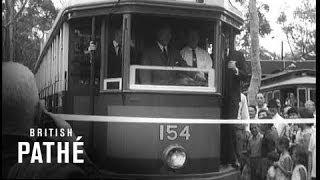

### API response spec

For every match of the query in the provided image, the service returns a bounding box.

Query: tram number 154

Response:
[159,125,190,141]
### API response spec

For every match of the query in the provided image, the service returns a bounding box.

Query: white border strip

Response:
[58,114,316,124]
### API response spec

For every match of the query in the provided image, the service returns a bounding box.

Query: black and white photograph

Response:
[2,0,316,179]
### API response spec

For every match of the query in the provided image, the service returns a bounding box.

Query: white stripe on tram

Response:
[57,114,316,124]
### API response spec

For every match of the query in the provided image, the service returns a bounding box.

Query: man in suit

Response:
[107,28,122,78]
[220,50,249,167]
[140,25,188,85]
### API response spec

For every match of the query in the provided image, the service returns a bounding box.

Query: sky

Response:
[51,0,314,56]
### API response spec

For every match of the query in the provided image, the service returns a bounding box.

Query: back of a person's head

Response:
[278,136,290,150]
[2,62,39,136]
[287,107,298,116]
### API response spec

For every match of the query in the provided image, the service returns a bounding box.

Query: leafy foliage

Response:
[234,0,272,57]
[276,0,316,60]
[2,0,58,69]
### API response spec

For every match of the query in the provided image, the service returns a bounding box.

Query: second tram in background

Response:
[258,69,316,109]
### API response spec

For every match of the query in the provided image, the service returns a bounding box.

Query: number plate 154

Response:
[159,125,190,141]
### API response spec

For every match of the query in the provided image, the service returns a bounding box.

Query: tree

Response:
[276,0,316,60]
[246,0,261,105]
[2,0,29,61]
[235,1,272,59]
[2,0,58,69]
[235,0,266,105]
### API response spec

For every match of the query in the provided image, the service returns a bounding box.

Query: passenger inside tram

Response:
[180,28,214,83]
[107,28,122,78]
[139,24,189,85]
[131,16,215,87]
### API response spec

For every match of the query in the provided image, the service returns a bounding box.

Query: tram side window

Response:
[69,17,101,92]
[298,88,306,108]
[130,15,216,91]
[309,89,316,103]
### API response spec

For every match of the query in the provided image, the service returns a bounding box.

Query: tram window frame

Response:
[267,91,272,102]
[69,16,102,94]
[308,88,316,102]
[99,14,125,92]
[126,14,220,93]
[297,88,307,108]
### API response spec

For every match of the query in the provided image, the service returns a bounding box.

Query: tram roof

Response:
[66,0,243,18]
[34,0,243,72]
[261,69,316,81]
[259,69,316,91]
[245,60,316,75]
[260,76,316,90]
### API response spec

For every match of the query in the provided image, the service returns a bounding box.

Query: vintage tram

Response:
[258,69,316,109]
[34,0,244,179]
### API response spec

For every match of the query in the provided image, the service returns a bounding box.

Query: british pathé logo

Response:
[18,128,84,163]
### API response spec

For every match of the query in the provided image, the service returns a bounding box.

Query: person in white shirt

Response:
[308,127,316,180]
[180,29,213,81]
[238,93,250,131]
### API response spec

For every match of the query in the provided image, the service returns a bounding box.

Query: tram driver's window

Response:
[130,15,216,92]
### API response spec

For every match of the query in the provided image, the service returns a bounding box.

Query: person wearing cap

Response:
[2,62,101,178]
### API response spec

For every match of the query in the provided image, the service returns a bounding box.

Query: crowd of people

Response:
[237,93,316,180]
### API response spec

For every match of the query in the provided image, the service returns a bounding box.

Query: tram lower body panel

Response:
[68,94,239,179]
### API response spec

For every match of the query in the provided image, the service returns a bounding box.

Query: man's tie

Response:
[192,49,197,68]
[162,47,168,62]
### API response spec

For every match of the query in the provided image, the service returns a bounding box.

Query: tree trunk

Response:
[247,0,261,106]
[8,0,15,61]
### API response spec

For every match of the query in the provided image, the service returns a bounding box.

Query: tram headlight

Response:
[163,144,187,169]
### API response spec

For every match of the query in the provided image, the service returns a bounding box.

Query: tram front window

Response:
[130,15,217,92]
